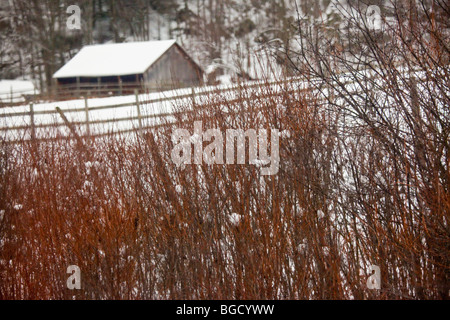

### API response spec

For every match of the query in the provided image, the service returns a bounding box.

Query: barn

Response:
[53,40,203,98]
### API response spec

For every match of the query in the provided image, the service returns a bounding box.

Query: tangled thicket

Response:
[0,0,449,299]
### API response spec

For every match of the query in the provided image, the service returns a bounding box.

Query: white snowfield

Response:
[53,40,177,78]
[0,80,37,104]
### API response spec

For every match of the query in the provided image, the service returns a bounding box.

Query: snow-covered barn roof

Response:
[53,40,177,78]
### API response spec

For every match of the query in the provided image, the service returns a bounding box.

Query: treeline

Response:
[2,0,395,95]
[0,0,308,94]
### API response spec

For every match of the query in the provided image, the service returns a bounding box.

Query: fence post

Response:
[191,87,196,107]
[56,107,86,151]
[76,77,80,98]
[84,95,90,139]
[10,86,13,104]
[30,103,35,141]
[135,89,143,135]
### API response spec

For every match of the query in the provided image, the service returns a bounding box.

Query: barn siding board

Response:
[144,45,202,91]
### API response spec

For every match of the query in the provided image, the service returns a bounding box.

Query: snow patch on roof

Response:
[53,40,177,78]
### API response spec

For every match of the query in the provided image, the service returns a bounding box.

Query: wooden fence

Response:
[53,81,185,100]
[0,82,190,106]
[0,78,308,143]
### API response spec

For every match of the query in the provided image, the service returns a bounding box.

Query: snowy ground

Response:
[0,80,38,104]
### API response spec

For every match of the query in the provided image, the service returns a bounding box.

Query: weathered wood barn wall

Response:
[144,44,203,89]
